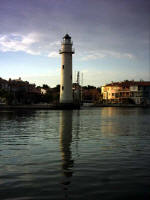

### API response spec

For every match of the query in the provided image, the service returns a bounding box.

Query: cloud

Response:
[0,32,134,60]
[0,0,149,87]
[81,50,134,61]
[0,33,41,55]
[102,50,134,59]
[0,32,63,57]
[48,51,59,58]
[81,52,105,61]
[0,0,149,57]
[49,41,61,46]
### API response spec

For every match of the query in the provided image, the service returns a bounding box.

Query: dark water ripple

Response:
[0,108,150,200]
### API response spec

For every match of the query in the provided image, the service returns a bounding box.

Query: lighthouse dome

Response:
[63,34,71,39]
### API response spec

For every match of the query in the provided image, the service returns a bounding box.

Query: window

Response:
[62,86,64,90]
[115,93,119,98]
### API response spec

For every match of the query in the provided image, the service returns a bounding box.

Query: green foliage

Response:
[42,84,50,89]
[42,91,53,103]
[97,87,101,92]
[82,85,96,90]
[0,89,9,98]
[53,85,60,92]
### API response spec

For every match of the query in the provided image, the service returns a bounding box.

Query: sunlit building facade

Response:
[101,81,150,105]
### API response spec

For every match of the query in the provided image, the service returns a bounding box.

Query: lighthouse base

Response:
[60,100,73,104]
[58,103,80,109]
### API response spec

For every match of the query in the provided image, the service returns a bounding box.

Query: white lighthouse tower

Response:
[59,34,74,104]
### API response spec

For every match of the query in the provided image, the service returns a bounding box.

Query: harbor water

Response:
[0,107,150,200]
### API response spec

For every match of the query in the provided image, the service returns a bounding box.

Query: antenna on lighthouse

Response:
[74,70,76,83]
[77,71,80,85]
[81,72,83,86]
[81,72,83,102]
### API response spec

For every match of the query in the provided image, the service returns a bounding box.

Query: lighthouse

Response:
[59,34,74,104]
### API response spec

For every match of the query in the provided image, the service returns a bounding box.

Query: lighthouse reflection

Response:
[59,110,74,191]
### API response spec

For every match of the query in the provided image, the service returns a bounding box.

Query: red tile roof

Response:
[105,81,150,87]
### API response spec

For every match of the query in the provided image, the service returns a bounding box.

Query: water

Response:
[0,107,150,200]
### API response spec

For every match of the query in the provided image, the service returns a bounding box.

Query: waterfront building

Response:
[59,34,74,104]
[0,77,42,104]
[0,78,9,91]
[0,78,9,104]
[40,88,47,95]
[101,81,150,104]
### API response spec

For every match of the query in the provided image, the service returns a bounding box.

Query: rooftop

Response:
[105,81,150,87]
[63,34,71,39]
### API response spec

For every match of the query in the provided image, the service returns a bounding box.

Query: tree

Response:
[42,84,50,90]
[53,85,60,92]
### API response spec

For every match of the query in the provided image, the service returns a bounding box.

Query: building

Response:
[101,81,150,104]
[40,88,47,95]
[0,78,9,91]
[59,34,75,104]
[0,78,9,104]
[0,77,42,104]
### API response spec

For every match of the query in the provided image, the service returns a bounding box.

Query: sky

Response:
[0,0,150,87]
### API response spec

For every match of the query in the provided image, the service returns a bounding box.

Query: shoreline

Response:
[91,103,150,108]
[0,104,80,110]
[0,103,150,110]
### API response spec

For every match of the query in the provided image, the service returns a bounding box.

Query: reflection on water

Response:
[0,108,150,200]
[59,111,73,197]
[100,107,150,137]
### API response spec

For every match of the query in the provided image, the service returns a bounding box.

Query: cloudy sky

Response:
[0,0,150,86]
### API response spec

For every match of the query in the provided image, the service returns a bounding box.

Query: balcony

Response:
[59,48,75,54]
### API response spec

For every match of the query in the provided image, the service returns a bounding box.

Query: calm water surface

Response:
[0,107,150,200]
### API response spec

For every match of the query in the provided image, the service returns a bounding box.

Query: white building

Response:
[59,34,74,104]
[101,81,150,104]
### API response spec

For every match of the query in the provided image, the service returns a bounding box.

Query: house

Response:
[101,81,150,104]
